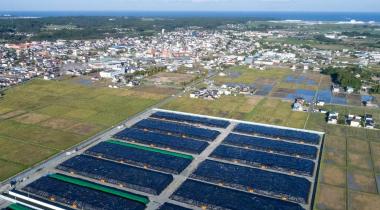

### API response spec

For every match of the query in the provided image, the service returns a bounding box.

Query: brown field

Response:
[326,125,347,137]
[324,148,347,167]
[346,127,368,141]
[315,184,346,210]
[147,72,196,85]
[367,129,380,141]
[14,113,50,124]
[319,75,333,89]
[348,170,378,193]
[348,152,373,171]
[370,142,380,173]
[324,135,347,152]
[349,191,380,210]
[347,94,363,106]
[66,123,101,136]
[40,118,79,130]
[0,110,26,120]
[62,109,98,120]
[320,163,347,187]
[129,86,178,100]
[238,96,263,112]
[0,107,13,115]
[347,138,370,153]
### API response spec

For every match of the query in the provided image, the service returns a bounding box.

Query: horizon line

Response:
[2,10,380,13]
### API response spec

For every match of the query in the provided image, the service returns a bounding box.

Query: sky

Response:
[1,0,380,12]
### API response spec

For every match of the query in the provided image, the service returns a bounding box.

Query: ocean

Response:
[1,11,380,22]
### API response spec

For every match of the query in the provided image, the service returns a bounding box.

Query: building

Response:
[292,98,305,111]
[347,114,362,127]
[316,100,325,107]
[346,87,354,94]
[327,112,339,124]
[365,114,375,129]
[332,85,340,93]
[99,69,125,79]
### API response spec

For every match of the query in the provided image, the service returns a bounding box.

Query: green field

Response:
[214,66,292,85]
[163,95,308,129]
[0,79,170,181]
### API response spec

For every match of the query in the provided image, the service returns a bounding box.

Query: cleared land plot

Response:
[244,98,308,128]
[147,72,196,86]
[323,147,346,167]
[13,113,50,124]
[277,73,320,91]
[85,141,192,174]
[0,110,26,120]
[347,170,377,193]
[191,160,311,203]
[57,155,173,195]
[315,184,346,210]
[0,79,167,181]
[349,191,380,210]
[370,142,380,173]
[214,66,291,85]
[163,95,261,120]
[305,113,326,132]
[348,151,373,171]
[171,179,304,210]
[320,163,346,187]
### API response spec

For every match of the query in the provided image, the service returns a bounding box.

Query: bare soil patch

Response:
[316,184,346,210]
[349,191,380,210]
[40,118,78,130]
[14,113,50,124]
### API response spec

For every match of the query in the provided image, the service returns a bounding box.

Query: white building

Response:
[99,69,125,79]
[328,112,339,124]
[347,115,362,127]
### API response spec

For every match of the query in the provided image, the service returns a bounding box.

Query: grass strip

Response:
[107,139,193,160]
[49,173,149,204]
[7,203,32,210]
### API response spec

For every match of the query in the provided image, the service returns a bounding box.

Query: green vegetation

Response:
[0,17,255,43]
[131,66,167,77]
[214,66,291,85]
[314,34,340,44]
[163,95,308,129]
[7,203,33,210]
[321,66,363,90]
[0,79,170,181]
[107,140,193,160]
[370,84,380,94]
[49,173,149,204]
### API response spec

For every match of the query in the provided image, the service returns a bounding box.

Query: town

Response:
[1,15,380,210]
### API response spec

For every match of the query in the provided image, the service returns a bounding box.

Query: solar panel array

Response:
[11,110,323,210]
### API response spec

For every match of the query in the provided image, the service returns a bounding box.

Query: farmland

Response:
[162,66,380,210]
[0,79,171,182]
[146,72,198,87]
